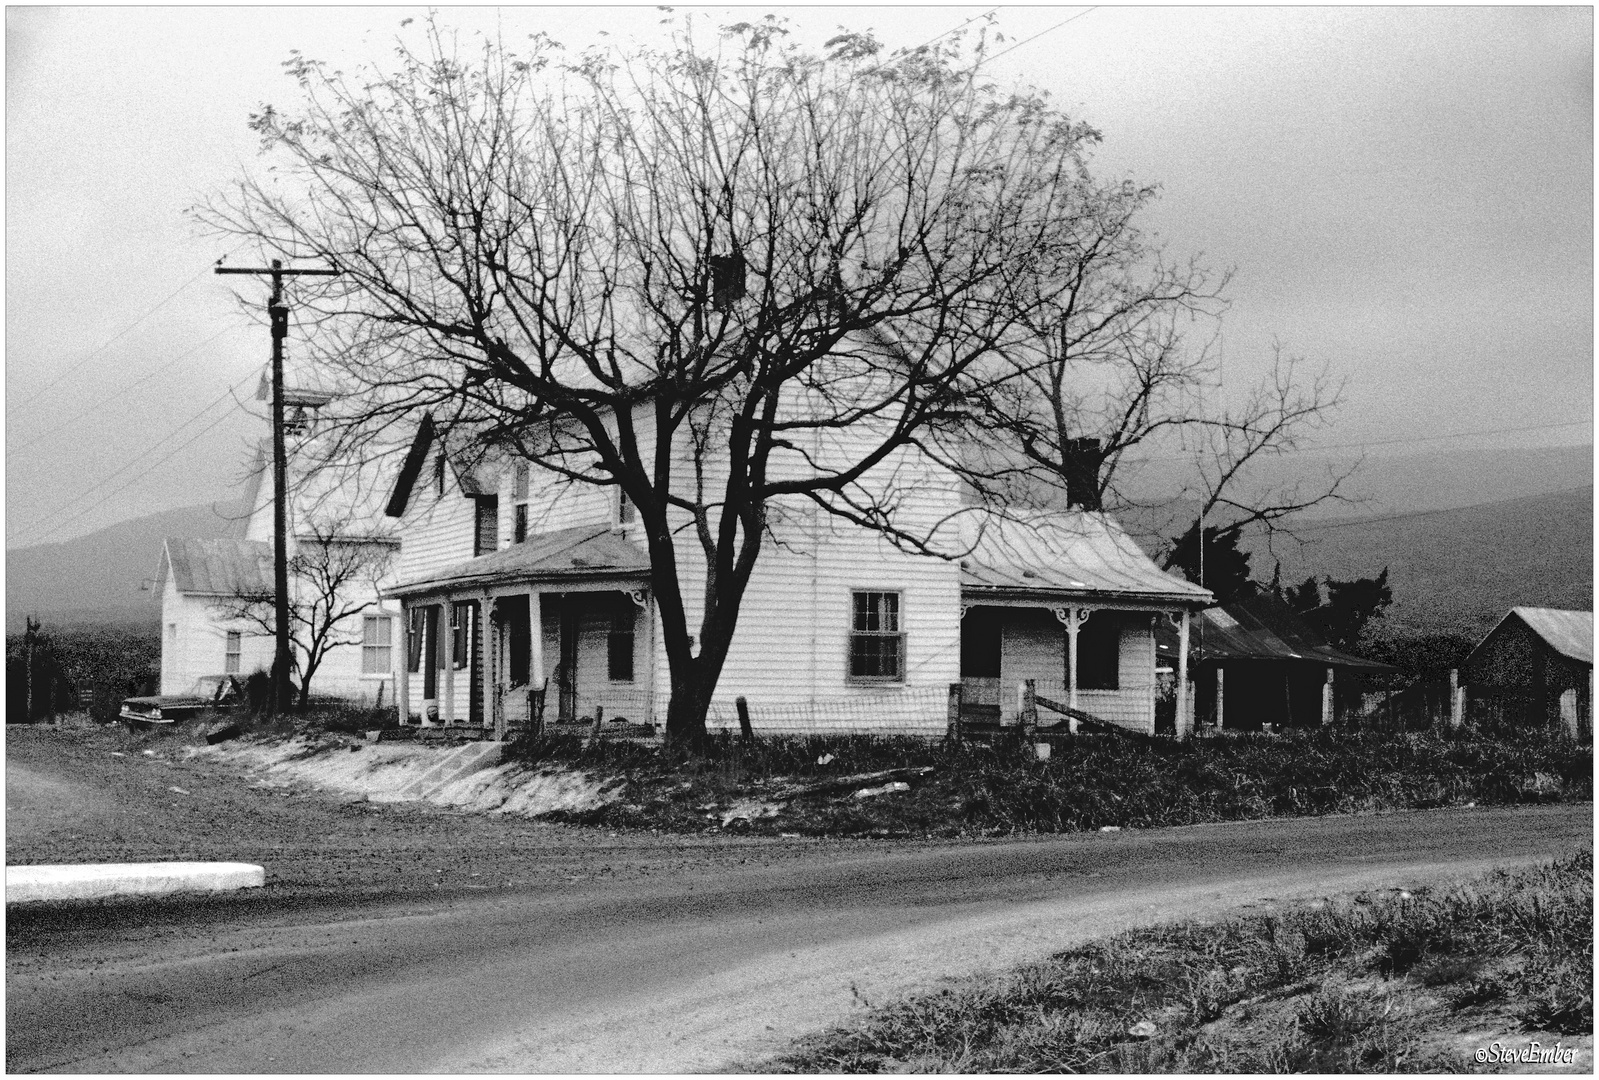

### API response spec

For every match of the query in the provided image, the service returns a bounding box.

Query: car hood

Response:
[122,695,212,709]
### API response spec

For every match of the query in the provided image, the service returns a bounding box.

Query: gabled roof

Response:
[959,511,1212,605]
[1478,607,1594,666]
[386,524,649,598]
[384,414,500,517]
[160,538,273,597]
[1184,592,1398,672]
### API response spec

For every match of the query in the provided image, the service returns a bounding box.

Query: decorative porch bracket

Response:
[1051,606,1097,732]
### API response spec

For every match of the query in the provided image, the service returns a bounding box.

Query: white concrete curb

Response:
[6,862,266,904]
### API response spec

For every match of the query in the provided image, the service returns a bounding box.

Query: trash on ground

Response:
[852,781,911,800]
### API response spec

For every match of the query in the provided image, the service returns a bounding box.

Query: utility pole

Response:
[216,259,339,714]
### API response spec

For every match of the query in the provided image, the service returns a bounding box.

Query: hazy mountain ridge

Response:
[6,501,250,633]
[1245,485,1592,638]
[6,445,1591,638]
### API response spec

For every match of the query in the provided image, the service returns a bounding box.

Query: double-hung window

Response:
[224,630,242,674]
[361,615,393,675]
[849,591,904,682]
[512,462,530,543]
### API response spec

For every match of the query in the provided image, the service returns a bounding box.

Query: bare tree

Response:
[212,523,395,710]
[948,176,1353,583]
[196,16,1120,742]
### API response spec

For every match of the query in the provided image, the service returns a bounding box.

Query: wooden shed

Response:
[1462,607,1592,739]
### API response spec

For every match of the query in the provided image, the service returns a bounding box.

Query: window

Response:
[608,603,635,682]
[434,453,446,497]
[850,591,904,681]
[1067,614,1120,691]
[617,489,635,526]
[451,602,474,669]
[224,631,242,674]
[474,495,499,555]
[361,616,393,675]
[407,608,425,673]
[513,462,530,543]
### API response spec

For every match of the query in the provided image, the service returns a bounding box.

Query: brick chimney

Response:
[1063,437,1102,511]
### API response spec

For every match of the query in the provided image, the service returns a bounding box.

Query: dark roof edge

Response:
[384,565,650,599]
[384,414,436,518]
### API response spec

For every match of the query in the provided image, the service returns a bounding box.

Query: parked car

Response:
[119,675,242,727]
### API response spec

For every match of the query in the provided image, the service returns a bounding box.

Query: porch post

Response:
[1066,610,1081,724]
[396,598,410,727]
[1175,609,1191,740]
[441,599,456,725]
[1321,666,1335,726]
[1216,666,1225,729]
[480,589,495,736]
[528,589,545,731]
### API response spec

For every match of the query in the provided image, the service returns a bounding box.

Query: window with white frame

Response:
[513,462,530,543]
[617,488,635,526]
[362,615,394,675]
[849,591,904,681]
[224,630,242,674]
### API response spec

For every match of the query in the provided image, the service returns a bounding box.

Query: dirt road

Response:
[7,725,1592,1073]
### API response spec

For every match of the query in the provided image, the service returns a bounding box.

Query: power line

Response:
[1274,483,1593,535]
[10,372,256,548]
[8,326,238,458]
[9,261,225,411]
[14,399,252,550]
[974,7,1097,69]
[1117,417,1592,467]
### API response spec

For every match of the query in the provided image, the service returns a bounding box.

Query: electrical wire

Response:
[972,7,1097,69]
[8,326,239,458]
[10,372,256,548]
[9,261,227,411]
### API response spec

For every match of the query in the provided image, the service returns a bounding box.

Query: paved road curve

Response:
[7,804,1590,1073]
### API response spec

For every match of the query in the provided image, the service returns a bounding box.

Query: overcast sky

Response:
[5,5,1593,548]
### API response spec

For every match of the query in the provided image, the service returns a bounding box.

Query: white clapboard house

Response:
[155,409,402,704]
[382,395,1211,738]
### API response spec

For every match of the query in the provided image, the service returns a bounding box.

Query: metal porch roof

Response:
[388,524,650,598]
[162,538,273,597]
[959,511,1213,605]
[1506,607,1594,665]
[1182,593,1399,672]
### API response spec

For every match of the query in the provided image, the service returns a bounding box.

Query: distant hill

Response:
[1242,485,1593,638]
[6,501,249,633]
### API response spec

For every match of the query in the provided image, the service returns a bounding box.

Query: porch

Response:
[386,525,654,739]
[958,601,1196,736]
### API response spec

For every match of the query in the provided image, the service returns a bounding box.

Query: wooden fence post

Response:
[588,704,604,747]
[736,696,753,742]
[946,683,963,745]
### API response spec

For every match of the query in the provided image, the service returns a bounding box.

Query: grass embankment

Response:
[765,852,1594,1073]
[509,727,1591,837]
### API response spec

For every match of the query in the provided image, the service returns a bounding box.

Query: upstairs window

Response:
[361,616,393,675]
[513,462,530,542]
[434,453,446,497]
[617,488,636,526]
[849,591,904,682]
[474,495,499,556]
[224,630,242,674]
